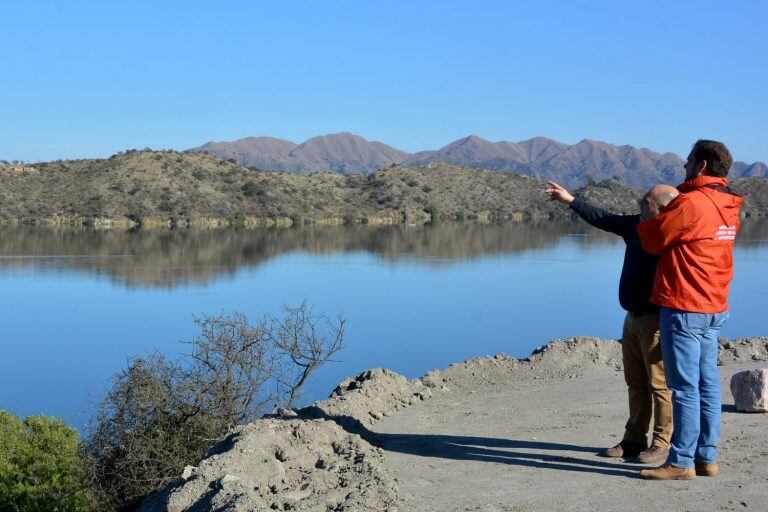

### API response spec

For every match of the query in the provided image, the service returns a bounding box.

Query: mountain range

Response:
[189,133,768,189]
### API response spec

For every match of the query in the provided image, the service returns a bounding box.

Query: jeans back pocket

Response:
[684,312,713,335]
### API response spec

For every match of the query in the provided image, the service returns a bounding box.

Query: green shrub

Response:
[230,211,247,227]
[424,205,441,223]
[0,411,89,512]
[241,180,262,197]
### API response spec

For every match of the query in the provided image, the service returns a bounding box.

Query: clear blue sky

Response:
[1,1,766,163]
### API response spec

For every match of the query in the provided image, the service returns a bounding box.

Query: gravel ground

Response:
[375,338,768,512]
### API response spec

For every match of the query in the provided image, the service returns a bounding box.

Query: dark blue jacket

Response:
[570,197,659,314]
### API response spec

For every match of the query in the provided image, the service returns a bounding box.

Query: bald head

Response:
[640,185,679,220]
[649,185,679,209]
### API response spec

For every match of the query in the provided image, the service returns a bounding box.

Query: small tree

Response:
[269,302,345,408]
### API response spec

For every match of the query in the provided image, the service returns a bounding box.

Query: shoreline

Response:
[0,212,520,230]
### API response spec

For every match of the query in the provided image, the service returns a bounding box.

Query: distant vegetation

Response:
[0,149,765,228]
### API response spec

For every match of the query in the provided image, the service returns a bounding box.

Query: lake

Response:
[1,221,767,429]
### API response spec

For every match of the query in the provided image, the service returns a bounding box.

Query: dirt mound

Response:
[300,368,433,429]
[141,368,427,512]
[421,336,768,396]
[140,418,404,512]
[420,337,622,394]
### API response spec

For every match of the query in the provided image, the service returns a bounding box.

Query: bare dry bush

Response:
[187,312,274,428]
[84,303,344,511]
[84,353,210,511]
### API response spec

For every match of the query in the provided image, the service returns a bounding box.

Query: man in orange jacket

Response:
[637,140,743,480]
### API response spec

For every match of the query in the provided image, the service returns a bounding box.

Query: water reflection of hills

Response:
[1,221,767,289]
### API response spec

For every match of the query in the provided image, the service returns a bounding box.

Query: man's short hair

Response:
[692,139,733,178]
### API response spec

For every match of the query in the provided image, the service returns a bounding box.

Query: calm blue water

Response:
[1,223,766,429]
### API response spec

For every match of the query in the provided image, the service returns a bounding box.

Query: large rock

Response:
[730,369,768,412]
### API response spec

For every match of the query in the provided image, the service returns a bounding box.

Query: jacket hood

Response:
[677,175,727,193]
[679,175,743,224]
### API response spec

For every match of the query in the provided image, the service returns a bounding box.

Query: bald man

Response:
[545,181,679,464]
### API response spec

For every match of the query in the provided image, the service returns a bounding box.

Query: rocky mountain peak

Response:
[188,133,766,187]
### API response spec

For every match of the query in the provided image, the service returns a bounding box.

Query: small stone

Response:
[273,407,298,418]
[215,473,240,490]
[730,369,768,412]
[181,465,196,481]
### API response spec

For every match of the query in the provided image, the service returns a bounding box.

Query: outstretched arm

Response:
[545,181,637,237]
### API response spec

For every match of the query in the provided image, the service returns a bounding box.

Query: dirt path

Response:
[142,337,767,511]
[376,346,768,512]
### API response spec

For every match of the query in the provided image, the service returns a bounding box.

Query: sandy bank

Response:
[142,337,768,512]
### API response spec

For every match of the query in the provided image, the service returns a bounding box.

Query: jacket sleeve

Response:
[636,195,690,255]
[569,197,637,238]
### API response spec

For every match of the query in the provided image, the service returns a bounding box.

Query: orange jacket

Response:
[637,175,743,313]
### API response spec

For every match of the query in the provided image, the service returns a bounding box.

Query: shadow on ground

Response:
[296,407,644,478]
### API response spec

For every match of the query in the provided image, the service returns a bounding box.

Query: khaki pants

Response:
[621,311,673,449]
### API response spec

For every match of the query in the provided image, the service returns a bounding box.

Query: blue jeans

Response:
[659,307,729,468]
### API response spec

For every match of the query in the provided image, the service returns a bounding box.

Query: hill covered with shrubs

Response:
[0,150,764,228]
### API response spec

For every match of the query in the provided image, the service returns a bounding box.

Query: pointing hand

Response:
[544,181,575,205]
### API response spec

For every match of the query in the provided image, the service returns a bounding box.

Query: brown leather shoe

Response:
[640,463,695,480]
[635,445,669,464]
[695,462,719,477]
[600,440,645,458]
